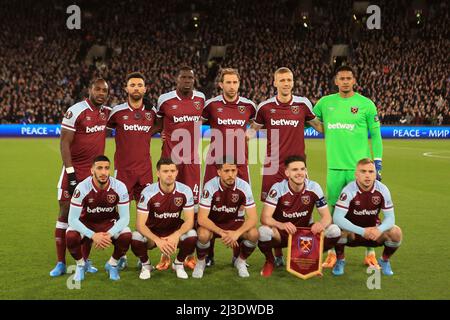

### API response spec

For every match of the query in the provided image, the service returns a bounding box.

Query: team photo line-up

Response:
[50,65,402,281]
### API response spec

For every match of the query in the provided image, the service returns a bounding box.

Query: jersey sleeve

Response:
[61,106,81,132]
[183,187,195,210]
[107,110,118,129]
[264,183,282,208]
[335,186,354,211]
[117,181,130,206]
[312,98,324,121]
[254,103,266,126]
[156,96,165,118]
[249,101,257,120]
[70,183,88,207]
[310,181,327,209]
[137,189,151,213]
[199,183,214,209]
[380,184,394,212]
[367,101,383,159]
[202,99,212,121]
[303,98,316,121]
[242,183,256,209]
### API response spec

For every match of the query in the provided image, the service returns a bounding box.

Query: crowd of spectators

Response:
[0,0,448,125]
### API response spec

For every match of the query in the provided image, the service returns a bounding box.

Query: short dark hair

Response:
[126,72,145,84]
[284,155,306,167]
[217,156,237,169]
[156,157,176,170]
[178,65,194,75]
[335,65,355,76]
[92,155,110,165]
[89,78,108,88]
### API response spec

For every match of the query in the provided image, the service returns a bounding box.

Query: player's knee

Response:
[180,229,198,241]
[66,231,81,247]
[196,227,211,243]
[325,224,341,239]
[387,225,402,242]
[132,231,146,243]
[258,225,273,242]
[246,227,259,243]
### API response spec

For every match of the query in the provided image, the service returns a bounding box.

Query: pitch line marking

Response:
[423,151,450,159]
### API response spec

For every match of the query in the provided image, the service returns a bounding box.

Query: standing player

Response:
[107,72,157,270]
[50,78,111,277]
[156,66,205,270]
[332,158,402,276]
[257,155,341,277]
[313,65,383,269]
[249,67,323,266]
[131,158,197,280]
[192,157,259,279]
[202,68,256,266]
[65,155,132,281]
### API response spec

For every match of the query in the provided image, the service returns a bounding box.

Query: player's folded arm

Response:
[333,207,365,236]
[377,209,395,233]
[107,203,130,237]
[68,204,94,239]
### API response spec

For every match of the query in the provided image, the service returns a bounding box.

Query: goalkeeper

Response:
[313,65,383,269]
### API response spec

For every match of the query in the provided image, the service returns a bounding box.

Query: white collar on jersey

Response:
[218,177,237,192]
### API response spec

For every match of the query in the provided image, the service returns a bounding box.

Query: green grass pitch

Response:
[0,138,449,299]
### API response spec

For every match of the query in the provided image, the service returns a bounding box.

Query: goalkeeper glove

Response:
[374,159,382,181]
[66,167,78,195]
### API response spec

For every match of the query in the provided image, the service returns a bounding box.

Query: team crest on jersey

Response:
[351,107,359,114]
[64,111,73,119]
[301,195,310,205]
[73,189,80,199]
[107,194,117,204]
[174,197,183,207]
[145,112,152,121]
[298,236,313,254]
[194,101,201,110]
[238,106,246,114]
[269,189,277,199]
[203,190,210,199]
[339,193,347,201]
[100,112,107,120]
[231,193,239,203]
[372,196,381,205]
[291,105,299,114]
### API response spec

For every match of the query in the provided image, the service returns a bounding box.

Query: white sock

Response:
[76,259,85,267]
[328,248,336,254]
[366,248,375,256]
[108,257,118,266]
[235,257,246,266]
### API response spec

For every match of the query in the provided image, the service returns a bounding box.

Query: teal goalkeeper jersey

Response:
[313,92,382,170]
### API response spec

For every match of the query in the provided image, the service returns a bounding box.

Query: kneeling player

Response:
[332,158,402,276]
[66,155,132,281]
[258,155,341,277]
[131,158,197,280]
[193,157,258,278]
